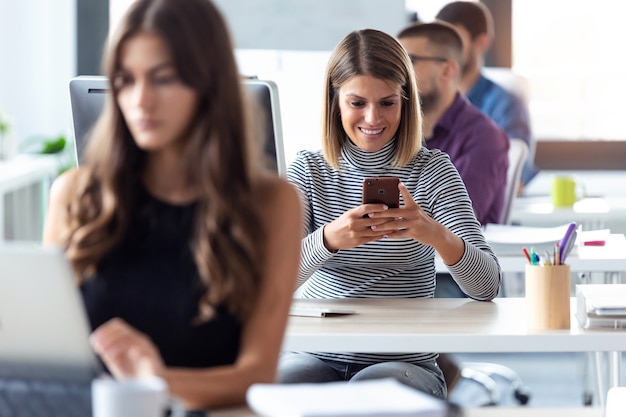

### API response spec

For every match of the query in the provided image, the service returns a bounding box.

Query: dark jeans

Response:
[434,273,468,299]
[277,352,447,400]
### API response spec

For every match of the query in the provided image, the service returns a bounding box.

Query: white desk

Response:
[462,408,602,417]
[510,196,626,233]
[284,297,626,400]
[435,236,626,407]
[284,298,626,354]
[514,168,626,233]
[0,155,59,240]
[214,406,603,417]
[437,255,626,275]
[435,234,626,275]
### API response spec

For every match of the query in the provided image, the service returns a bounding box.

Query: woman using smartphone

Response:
[279,29,501,399]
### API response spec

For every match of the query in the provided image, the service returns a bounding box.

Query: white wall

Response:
[0,0,76,148]
[213,0,409,51]
[235,49,330,166]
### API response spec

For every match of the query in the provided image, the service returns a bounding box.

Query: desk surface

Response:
[435,233,626,274]
[213,406,602,417]
[510,195,626,232]
[0,155,59,194]
[283,298,626,353]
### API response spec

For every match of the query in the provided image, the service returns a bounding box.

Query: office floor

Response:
[448,352,624,408]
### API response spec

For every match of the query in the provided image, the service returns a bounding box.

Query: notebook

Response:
[0,243,101,416]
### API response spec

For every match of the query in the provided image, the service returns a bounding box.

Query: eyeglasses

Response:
[408,54,448,64]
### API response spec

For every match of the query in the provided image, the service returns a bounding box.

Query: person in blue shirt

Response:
[436,1,537,188]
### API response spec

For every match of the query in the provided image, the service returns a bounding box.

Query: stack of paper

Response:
[576,284,626,329]
[247,378,458,417]
[482,223,574,256]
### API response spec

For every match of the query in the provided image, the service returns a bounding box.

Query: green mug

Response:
[551,176,584,207]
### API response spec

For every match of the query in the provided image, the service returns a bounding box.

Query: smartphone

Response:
[361,177,400,208]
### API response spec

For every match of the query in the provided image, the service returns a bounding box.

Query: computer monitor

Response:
[68,76,286,176]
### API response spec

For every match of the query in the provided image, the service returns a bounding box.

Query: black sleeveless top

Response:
[80,186,242,368]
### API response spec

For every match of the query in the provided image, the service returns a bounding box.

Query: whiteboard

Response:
[213,0,410,51]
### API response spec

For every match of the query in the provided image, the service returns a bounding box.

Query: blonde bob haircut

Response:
[321,28,423,169]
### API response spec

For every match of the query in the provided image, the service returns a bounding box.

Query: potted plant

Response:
[0,110,10,160]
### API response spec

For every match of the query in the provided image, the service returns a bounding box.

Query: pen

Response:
[530,247,537,265]
[522,247,531,264]
[558,222,577,266]
[544,250,552,266]
[561,229,577,265]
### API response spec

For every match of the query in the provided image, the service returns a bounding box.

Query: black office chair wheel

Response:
[514,386,531,405]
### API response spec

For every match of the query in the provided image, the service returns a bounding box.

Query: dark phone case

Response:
[362,177,400,208]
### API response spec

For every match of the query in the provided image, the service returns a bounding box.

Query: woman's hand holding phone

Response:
[321,177,400,252]
[323,178,464,264]
[361,177,400,208]
[366,182,463,261]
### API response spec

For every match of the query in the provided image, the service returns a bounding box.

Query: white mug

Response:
[92,376,185,417]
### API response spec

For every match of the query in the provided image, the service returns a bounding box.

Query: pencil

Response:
[554,242,560,265]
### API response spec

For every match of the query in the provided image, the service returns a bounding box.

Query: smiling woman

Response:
[278,28,501,400]
[337,75,402,153]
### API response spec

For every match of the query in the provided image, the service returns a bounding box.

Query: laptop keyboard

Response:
[0,379,91,417]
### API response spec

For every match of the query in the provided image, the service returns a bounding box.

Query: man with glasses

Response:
[397,21,509,395]
[436,1,536,188]
[397,21,508,227]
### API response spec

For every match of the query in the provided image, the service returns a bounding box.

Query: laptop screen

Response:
[0,243,99,382]
[68,76,286,176]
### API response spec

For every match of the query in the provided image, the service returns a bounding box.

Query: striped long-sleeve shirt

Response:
[287,139,501,365]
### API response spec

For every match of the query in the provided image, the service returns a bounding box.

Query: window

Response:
[408,0,626,140]
[513,0,626,140]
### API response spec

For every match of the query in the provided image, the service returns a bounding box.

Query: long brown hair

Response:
[321,29,423,169]
[63,0,266,322]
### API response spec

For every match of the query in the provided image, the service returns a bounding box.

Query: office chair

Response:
[454,361,531,406]
[482,67,536,183]
[500,139,530,225]
[448,139,531,407]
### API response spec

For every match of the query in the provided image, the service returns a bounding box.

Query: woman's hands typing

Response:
[90,317,166,380]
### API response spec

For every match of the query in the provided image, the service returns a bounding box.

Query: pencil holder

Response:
[525,264,571,330]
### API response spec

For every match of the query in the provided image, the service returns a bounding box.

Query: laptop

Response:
[68,76,287,176]
[0,243,100,416]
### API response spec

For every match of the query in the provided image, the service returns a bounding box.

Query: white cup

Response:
[92,376,185,417]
